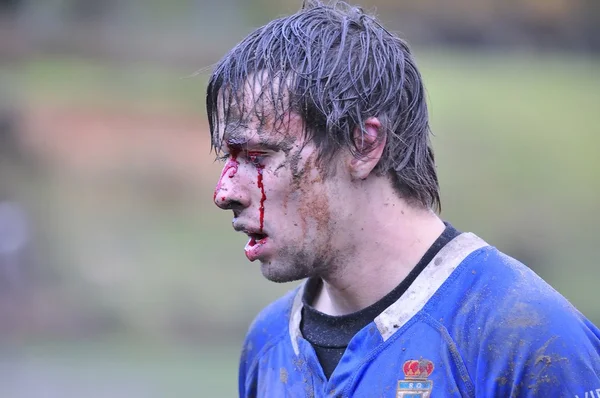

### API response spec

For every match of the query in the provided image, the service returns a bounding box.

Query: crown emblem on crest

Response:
[402,359,434,379]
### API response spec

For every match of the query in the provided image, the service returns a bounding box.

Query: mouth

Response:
[247,232,268,246]
[244,232,269,262]
[233,221,271,262]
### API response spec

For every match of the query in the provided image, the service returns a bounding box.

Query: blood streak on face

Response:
[247,150,267,233]
[257,165,266,233]
[213,147,241,201]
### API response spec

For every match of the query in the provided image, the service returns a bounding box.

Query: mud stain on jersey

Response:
[504,300,544,329]
[526,336,566,394]
[534,336,558,362]
[293,357,305,371]
[500,335,567,395]
[280,367,288,384]
[495,376,508,386]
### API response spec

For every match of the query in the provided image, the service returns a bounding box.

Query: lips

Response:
[244,234,269,261]
[233,222,270,262]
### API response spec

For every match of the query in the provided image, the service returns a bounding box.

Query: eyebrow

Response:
[218,117,292,153]
[223,132,287,153]
[214,119,246,149]
[223,126,247,146]
[247,139,286,152]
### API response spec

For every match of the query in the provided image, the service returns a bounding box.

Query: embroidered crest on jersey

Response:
[396,359,434,398]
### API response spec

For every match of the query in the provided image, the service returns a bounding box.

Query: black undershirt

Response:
[300,223,460,379]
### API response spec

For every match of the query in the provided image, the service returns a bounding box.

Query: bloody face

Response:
[213,108,348,283]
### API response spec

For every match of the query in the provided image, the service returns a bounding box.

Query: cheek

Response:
[264,160,295,212]
[265,148,332,242]
[296,155,332,240]
[299,186,330,236]
[261,167,310,238]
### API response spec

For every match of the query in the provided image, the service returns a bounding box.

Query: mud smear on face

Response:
[289,148,304,190]
[293,150,338,278]
[272,135,296,175]
[285,147,309,238]
[258,133,295,213]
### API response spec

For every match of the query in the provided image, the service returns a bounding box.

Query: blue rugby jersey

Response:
[238,233,600,397]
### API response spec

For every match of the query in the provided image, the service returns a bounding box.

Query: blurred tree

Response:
[0,0,20,14]
[579,0,600,51]
[0,107,19,158]
[65,0,118,22]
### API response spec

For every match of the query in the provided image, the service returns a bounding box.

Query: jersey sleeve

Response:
[474,297,600,397]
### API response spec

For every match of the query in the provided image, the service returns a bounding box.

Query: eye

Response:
[216,153,230,163]
[247,151,265,166]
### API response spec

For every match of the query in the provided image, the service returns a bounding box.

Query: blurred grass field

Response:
[3,49,599,396]
[1,341,239,397]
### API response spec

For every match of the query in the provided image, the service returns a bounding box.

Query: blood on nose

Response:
[214,151,240,205]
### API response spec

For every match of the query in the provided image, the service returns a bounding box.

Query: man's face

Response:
[213,108,347,283]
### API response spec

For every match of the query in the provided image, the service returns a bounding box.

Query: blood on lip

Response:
[245,234,268,261]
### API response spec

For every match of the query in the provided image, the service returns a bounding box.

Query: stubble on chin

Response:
[259,250,313,283]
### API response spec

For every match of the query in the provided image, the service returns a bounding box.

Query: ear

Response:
[349,117,386,180]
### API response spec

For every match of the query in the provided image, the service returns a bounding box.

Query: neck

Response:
[312,179,445,316]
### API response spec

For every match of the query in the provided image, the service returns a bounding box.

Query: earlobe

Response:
[350,117,386,180]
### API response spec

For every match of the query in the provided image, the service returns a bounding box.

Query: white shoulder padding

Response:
[375,232,488,341]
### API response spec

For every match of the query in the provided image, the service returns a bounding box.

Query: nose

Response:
[214,161,250,212]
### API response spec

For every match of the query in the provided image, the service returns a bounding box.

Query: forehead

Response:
[215,77,302,149]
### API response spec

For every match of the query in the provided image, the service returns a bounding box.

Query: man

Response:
[206,1,600,397]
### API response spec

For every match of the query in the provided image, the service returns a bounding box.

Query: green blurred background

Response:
[0,0,598,396]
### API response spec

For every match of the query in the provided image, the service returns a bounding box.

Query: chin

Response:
[260,260,308,284]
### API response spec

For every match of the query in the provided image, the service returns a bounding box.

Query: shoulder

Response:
[441,246,600,396]
[239,285,300,370]
[451,246,586,330]
[446,244,598,349]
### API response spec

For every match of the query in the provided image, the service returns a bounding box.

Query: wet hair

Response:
[206,0,440,211]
